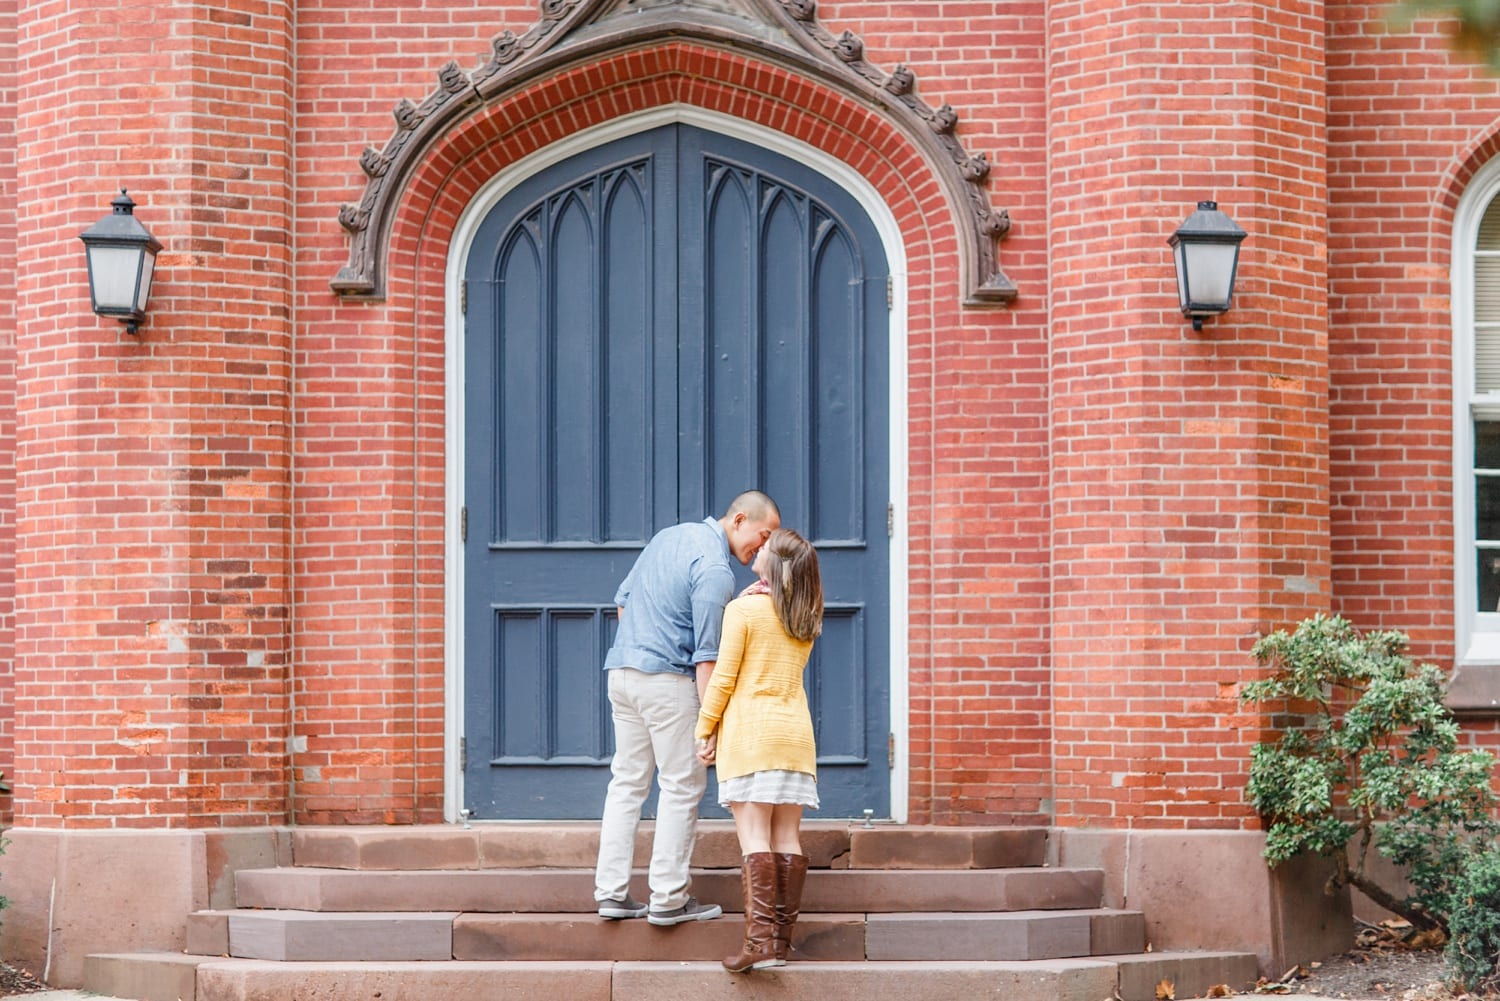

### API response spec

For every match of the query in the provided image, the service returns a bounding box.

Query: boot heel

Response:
[721,852,779,973]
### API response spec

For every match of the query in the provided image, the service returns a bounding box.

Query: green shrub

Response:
[1448,848,1500,993]
[1243,614,1499,934]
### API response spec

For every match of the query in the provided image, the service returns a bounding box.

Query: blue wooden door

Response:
[463,124,889,819]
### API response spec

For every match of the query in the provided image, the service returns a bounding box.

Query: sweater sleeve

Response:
[696,600,747,740]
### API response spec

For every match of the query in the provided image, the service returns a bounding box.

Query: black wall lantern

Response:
[79,190,162,335]
[1168,200,1247,331]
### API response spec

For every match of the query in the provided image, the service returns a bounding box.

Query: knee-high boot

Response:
[772,852,809,964]
[722,852,779,972]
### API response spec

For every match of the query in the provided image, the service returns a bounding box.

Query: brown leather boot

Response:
[772,852,809,964]
[722,852,779,972]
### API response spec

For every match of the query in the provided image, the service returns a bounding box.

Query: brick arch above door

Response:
[329,0,1016,308]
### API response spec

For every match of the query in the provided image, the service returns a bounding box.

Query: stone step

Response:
[83,952,211,1001]
[189,906,1145,963]
[288,822,1048,871]
[234,865,1105,914]
[456,911,868,962]
[864,909,1146,960]
[1108,951,1263,1001]
[88,953,1262,1001]
[454,907,1146,963]
[231,910,459,962]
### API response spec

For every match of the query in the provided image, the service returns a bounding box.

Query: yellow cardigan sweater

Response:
[695,594,816,781]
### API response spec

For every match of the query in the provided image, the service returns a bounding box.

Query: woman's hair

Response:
[761,528,823,642]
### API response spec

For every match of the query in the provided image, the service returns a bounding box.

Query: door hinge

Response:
[888,732,895,768]
[460,736,467,771]
[887,502,894,538]
[886,274,893,310]
[461,506,468,542]
[461,281,468,315]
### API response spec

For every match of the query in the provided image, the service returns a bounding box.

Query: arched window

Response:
[1453,156,1500,676]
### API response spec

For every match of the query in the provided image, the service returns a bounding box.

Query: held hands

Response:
[695,734,717,765]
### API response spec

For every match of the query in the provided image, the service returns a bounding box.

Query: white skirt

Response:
[717,769,819,809]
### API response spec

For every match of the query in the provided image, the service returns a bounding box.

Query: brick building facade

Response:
[2,0,1499,984]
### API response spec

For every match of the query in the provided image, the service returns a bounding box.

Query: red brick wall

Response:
[1326,1,1500,756]
[10,0,293,827]
[290,0,529,824]
[0,0,14,828]
[7,0,1500,831]
[291,13,1055,822]
[1047,0,1332,828]
[806,8,1052,824]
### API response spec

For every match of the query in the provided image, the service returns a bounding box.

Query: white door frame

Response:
[442,105,911,822]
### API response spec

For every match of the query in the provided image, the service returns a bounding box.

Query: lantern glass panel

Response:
[1183,242,1238,309]
[87,244,143,313]
[1173,241,1189,307]
[135,252,156,312]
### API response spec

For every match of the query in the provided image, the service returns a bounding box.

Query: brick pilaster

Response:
[0,0,17,827]
[1047,0,1332,828]
[11,0,294,827]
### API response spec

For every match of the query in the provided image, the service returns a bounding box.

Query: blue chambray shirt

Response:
[604,518,736,677]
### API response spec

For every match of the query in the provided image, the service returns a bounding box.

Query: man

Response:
[593,490,782,925]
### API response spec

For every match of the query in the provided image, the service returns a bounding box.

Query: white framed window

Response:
[1454,156,1500,669]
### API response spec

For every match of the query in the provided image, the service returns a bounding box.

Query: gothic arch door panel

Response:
[463,123,889,820]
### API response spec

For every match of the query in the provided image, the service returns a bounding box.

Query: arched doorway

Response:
[457,120,893,819]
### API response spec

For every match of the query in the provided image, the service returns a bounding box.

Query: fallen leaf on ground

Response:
[1206,985,1233,998]
[1155,978,1175,1000]
[1406,928,1446,950]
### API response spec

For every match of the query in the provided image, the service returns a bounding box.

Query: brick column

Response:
[0,0,16,827]
[11,0,294,830]
[1047,0,1331,830]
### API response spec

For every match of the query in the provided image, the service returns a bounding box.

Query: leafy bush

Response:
[1243,614,1499,934]
[1448,848,1500,993]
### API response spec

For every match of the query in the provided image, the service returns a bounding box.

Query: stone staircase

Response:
[82,823,1260,1001]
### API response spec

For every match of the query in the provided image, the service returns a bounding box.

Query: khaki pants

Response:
[593,667,706,912]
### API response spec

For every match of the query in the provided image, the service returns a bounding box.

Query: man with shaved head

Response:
[593,491,782,926]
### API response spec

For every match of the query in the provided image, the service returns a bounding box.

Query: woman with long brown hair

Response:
[694,527,824,973]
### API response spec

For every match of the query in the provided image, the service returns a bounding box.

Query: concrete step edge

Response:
[187,957,1122,969]
[86,949,1264,1001]
[83,952,213,1001]
[289,824,1049,872]
[1098,950,1264,1001]
[198,906,1137,919]
[234,865,1107,914]
[235,863,1096,878]
[85,949,1257,972]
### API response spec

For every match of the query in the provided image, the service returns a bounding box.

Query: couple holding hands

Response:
[591,489,823,973]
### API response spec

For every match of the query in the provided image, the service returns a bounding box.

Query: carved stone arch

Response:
[330,0,1016,306]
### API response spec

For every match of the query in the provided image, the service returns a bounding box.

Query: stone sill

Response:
[1446,660,1500,716]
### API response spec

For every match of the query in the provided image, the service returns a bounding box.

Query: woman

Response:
[695,527,823,973]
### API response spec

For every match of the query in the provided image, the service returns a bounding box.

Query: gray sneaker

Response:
[597,893,649,920]
[647,897,722,926]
